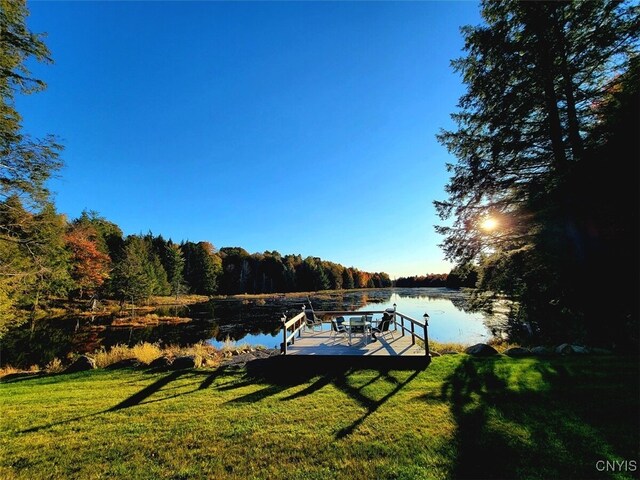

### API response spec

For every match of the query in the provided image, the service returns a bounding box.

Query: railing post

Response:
[298,305,305,339]
[281,314,287,354]
[423,312,431,358]
[410,320,415,345]
[395,303,405,337]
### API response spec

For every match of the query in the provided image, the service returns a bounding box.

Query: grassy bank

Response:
[1,355,638,479]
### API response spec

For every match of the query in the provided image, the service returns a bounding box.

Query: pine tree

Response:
[436,0,639,342]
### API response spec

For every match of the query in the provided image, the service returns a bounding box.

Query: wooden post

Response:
[299,305,305,339]
[423,313,431,357]
[281,314,287,354]
[394,303,404,337]
[410,320,415,345]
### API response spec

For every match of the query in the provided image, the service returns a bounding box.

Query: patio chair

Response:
[330,317,348,343]
[305,309,323,332]
[372,312,395,341]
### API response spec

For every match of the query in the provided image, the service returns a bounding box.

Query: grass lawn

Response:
[1,355,638,479]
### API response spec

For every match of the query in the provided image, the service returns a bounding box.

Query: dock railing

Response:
[281,305,430,356]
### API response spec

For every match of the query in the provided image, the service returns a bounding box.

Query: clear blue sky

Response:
[19,1,482,278]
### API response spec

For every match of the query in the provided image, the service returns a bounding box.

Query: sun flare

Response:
[480,217,499,231]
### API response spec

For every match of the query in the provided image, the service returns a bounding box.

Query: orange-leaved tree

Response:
[65,224,111,298]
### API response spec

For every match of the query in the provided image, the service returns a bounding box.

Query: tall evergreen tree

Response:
[111,236,155,304]
[436,0,639,343]
[165,242,186,299]
[183,241,222,295]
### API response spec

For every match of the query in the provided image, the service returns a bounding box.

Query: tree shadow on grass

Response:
[18,356,430,438]
[18,367,230,433]
[241,355,429,439]
[433,357,639,480]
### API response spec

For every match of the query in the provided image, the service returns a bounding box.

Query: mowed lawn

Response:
[1,355,638,480]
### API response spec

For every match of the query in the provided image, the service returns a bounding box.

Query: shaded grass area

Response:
[1,355,637,479]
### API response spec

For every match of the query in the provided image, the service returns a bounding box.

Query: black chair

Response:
[330,317,348,343]
[372,313,395,341]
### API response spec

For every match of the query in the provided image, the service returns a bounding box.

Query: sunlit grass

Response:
[1,355,637,479]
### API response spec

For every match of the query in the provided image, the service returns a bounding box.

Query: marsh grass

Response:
[93,343,165,368]
[428,339,523,354]
[1,355,637,480]
[0,340,267,376]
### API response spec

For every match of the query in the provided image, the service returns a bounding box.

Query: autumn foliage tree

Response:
[65,224,110,298]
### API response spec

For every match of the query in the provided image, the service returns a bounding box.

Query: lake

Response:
[1,288,506,368]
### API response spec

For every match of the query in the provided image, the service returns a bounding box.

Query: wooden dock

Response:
[286,329,426,356]
[280,306,431,358]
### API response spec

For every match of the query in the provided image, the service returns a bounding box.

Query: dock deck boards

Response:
[286,328,426,356]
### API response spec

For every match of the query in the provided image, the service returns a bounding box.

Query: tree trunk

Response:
[525,3,568,172]
[554,8,584,162]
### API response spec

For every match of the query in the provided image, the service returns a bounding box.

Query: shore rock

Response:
[221,348,280,367]
[591,347,613,355]
[556,343,590,355]
[531,346,551,356]
[464,343,498,356]
[148,356,172,369]
[570,345,589,354]
[171,356,196,370]
[105,358,141,369]
[64,355,96,373]
[504,347,530,357]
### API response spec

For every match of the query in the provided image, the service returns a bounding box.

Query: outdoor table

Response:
[346,317,371,345]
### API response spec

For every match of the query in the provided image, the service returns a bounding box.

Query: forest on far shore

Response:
[2,203,393,318]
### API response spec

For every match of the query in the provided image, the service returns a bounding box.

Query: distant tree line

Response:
[1,204,393,325]
[395,265,479,289]
[395,274,447,288]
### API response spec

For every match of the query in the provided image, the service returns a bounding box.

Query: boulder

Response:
[464,343,499,356]
[504,347,531,357]
[64,355,96,373]
[441,351,459,355]
[148,356,172,369]
[252,350,273,359]
[105,358,141,369]
[171,356,196,370]
[531,346,551,356]
[429,351,442,357]
[556,343,590,355]
[570,345,589,354]
[591,347,613,355]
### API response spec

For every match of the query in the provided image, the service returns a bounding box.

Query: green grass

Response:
[1,355,638,479]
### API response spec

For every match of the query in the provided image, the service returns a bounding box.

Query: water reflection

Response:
[0,288,505,368]
[355,288,497,345]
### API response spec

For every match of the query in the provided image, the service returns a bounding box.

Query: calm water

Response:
[0,288,505,368]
